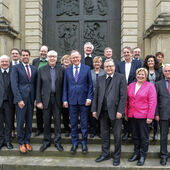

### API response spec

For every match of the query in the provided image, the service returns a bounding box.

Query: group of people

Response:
[0,42,170,167]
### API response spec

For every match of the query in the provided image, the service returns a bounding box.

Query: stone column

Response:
[25,0,42,60]
[121,0,138,56]
[144,0,170,63]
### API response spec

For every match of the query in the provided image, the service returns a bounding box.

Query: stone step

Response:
[0,143,164,158]
[0,156,168,170]
[10,132,170,145]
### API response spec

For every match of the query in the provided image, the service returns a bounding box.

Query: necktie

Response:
[15,61,18,65]
[105,76,112,94]
[74,66,78,82]
[26,65,31,81]
[168,80,170,93]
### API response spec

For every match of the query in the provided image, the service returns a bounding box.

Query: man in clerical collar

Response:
[82,42,95,70]
[0,55,14,150]
[32,45,48,137]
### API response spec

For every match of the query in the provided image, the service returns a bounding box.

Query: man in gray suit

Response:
[36,50,64,152]
[91,59,127,166]
[156,64,170,166]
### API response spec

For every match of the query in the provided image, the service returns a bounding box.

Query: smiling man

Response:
[91,59,127,166]
[63,50,93,154]
[36,50,64,152]
[11,49,37,153]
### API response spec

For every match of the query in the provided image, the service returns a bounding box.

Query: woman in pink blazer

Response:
[125,68,157,166]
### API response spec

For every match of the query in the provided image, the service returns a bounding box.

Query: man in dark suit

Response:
[0,55,14,149]
[32,45,48,136]
[117,46,141,140]
[11,49,37,153]
[155,64,170,166]
[63,50,93,154]
[10,48,21,138]
[81,42,95,70]
[92,59,127,166]
[132,47,144,66]
[36,50,64,152]
[101,47,120,69]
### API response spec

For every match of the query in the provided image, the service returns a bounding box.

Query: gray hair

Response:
[84,42,94,50]
[0,55,10,61]
[163,64,170,71]
[47,50,58,57]
[104,58,115,65]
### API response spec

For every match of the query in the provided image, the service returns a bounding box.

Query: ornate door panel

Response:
[43,0,121,59]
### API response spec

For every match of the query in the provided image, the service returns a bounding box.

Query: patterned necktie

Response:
[168,80,170,93]
[26,65,31,81]
[74,66,78,82]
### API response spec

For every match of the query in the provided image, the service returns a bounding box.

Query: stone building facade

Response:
[0,0,170,63]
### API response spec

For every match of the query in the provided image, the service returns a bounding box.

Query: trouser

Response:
[43,95,61,145]
[36,107,43,132]
[159,119,170,159]
[100,111,122,160]
[131,118,149,157]
[69,105,89,146]
[0,101,13,144]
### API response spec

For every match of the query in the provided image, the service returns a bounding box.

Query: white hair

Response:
[47,50,58,57]
[0,55,10,61]
[163,64,170,71]
[84,42,94,50]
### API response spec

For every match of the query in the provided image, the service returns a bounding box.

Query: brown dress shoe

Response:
[25,144,32,151]
[19,144,27,153]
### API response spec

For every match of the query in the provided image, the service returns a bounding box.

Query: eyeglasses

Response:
[104,65,114,68]
[164,70,170,73]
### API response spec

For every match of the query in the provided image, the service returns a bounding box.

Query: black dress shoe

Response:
[6,142,13,149]
[90,133,95,138]
[55,143,64,151]
[40,143,50,152]
[65,131,70,137]
[34,130,43,137]
[82,145,88,154]
[128,154,140,162]
[95,155,110,162]
[113,159,120,166]
[70,145,78,153]
[122,133,129,141]
[160,158,167,166]
[137,156,145,166]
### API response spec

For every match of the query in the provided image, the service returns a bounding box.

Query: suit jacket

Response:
[0,68,13,107]
[63,64,93,105]
[32,58,40,68]
[125,81,157,119]
[156,79,170,120]
[91,72,127,120]
[81,54,95,70]
[116,59,141,85]
[91,68,105,91]
[36,64,64,109]
[10,63,37,105]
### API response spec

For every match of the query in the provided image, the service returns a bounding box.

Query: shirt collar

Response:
[165,77,170,82]
[106,74,114,79]
[85,54,92,58]
[12,60,20,65]
[73,63,81,68]
[22,62,30,67]
[1,68,9,73]
[40,57,48,61]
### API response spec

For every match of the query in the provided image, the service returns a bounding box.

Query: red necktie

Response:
[26,65,30,81]
[168,80,170,93]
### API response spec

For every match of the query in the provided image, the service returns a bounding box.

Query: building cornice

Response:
[144,12,170,38]
[0,17,19,38]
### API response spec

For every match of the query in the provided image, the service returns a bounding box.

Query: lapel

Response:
[122,61,125,74]
[134,81,147,96]
[107,73,116,94]
[77,64,83,82]
[69,65,75,82]
[162,79,170,95]
[101,75,106,98]
[46,65,51,83]
[128,60,134,80]
[20,63,30,82]
[55,65,59,83]
[0,70,4,87]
